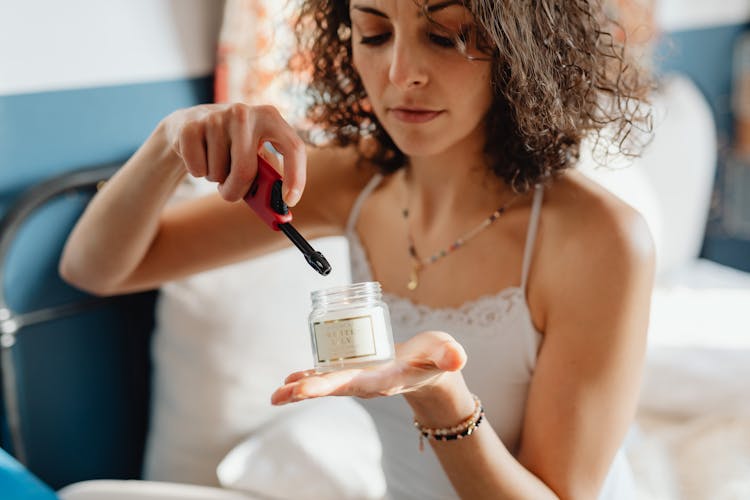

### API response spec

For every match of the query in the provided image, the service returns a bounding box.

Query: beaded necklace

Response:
[402,181,516,291]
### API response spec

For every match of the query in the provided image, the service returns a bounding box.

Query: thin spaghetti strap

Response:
[345,174,384,235]
[521,184,544,291]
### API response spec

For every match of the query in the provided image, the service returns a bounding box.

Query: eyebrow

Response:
[351,5,388,18]
[426,1,463,12]
[351,1,464,19]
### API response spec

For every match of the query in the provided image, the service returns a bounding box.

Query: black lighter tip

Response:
[305,251,332,276]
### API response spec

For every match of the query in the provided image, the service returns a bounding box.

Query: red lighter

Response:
[244,155,331,276]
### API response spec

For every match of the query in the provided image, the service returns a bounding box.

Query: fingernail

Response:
[271,394,289,406]
[284,187,301,207]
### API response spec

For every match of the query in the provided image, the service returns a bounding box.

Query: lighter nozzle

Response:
[305,251,331,276]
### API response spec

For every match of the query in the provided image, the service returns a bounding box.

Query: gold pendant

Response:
[407,265,419,291]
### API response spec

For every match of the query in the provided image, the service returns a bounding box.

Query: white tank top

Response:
[345,174,635,500]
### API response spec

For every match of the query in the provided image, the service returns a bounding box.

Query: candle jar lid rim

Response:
[311,281,383,308]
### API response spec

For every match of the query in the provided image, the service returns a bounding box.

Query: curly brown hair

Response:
[293,0,653,193]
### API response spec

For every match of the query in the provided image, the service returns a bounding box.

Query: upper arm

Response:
[516,201,655,499]
[121,145,369,292]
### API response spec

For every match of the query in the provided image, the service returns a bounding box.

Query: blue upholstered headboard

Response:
[0,1,222,490]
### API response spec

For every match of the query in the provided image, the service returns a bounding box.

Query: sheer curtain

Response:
[215,0,307,127]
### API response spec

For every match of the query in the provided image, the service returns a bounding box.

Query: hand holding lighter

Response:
[243,155,331,276]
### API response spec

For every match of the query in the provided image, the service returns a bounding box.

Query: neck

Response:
[402,138,509,227]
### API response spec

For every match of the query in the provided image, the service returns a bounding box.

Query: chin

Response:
[387,129,453,158]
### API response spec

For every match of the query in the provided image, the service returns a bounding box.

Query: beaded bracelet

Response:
[413,393,485,452]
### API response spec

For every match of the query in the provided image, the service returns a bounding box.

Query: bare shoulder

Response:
[533,169,656,330]
[296,144,380,232]
[542,169,655,257]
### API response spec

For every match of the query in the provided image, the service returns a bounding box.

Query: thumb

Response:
[431,339,467,372]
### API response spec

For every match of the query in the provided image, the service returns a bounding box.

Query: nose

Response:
[388,34,429,90]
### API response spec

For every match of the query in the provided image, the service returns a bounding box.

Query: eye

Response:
[429,26,472,49]
[428,33,456,47]
[359,33,392,46]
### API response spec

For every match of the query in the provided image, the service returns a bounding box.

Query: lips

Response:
[389,107,444,123]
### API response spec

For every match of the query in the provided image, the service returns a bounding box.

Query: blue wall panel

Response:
[658,24,746,141]
[0,76,213,214]
[657,24,750,271]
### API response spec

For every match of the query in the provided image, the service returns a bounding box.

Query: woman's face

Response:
[349,0,493,158]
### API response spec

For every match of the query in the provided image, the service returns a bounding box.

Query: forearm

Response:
[60,121,186,295]
[404,374,559,500]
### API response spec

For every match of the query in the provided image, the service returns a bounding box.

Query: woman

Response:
[60,1,654,498]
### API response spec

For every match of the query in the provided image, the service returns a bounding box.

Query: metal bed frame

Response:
[0,164,121,464]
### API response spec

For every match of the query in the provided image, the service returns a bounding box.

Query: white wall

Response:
[658,0,750,31]
[0,0,223,96]
[1,0,746,96]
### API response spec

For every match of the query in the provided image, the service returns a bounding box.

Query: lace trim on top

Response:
[345,174,543,340]
[347,226,538,340]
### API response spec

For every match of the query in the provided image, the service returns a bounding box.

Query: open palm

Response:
[271,331,467,405]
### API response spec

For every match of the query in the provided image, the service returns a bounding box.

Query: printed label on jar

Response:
[313,315,377,362]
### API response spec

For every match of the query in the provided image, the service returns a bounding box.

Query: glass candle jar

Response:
[309,281,395,372]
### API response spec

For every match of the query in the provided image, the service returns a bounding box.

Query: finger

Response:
[399,331,467,372]
[428,339,467,372]
[295,367,398,399]
[178,121,207,178]
[296,376,337,397]
[253,106,307,206]
[218,106,258,201]
[277,369,364,404]
[271,383,297,405]
[284,369,317,384]
[204,112,229,183]
[271,376,339,405]
[258,143,283,173]
[268,137,306,207]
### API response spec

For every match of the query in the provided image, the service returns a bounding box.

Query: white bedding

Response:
[629,258,750,499]
[642,258,750,417]
[627,414,750,500]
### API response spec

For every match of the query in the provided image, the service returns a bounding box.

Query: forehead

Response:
[350,0,469,18]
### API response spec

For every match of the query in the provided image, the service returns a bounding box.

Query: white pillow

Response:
[142,177,363,486]
[577,142,665,275]
[217,398,386,500]
[635,74,717,277]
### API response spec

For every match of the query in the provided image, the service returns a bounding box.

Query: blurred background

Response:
[652,0,750,270]
[0,1,749,500]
